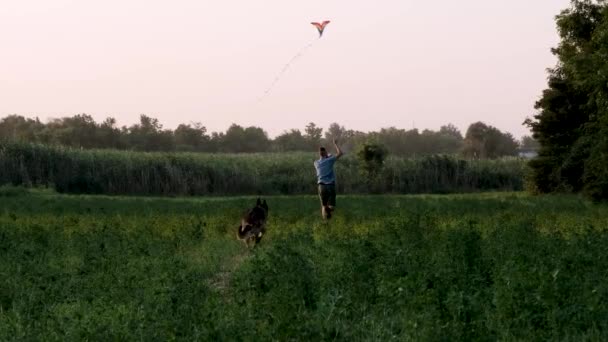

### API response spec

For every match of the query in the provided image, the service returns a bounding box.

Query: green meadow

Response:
[1,187,607,340]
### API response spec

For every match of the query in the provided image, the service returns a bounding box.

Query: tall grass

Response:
[0,142,526,195]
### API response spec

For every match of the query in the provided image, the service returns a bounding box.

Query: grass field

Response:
[1,187,608,340]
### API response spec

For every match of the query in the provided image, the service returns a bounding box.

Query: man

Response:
[314,139,343,219]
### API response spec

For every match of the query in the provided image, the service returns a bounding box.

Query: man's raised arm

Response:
[333,139,344,159]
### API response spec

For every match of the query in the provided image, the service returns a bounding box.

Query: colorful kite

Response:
[311,20,331,37]
[258,20,332,102]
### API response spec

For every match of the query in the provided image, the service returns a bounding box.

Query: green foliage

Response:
[0,115,45,143]
[0,114,478,157]
[462,122,519,159]
[173,122,209,152]
[526,0,608,201]
[1,192,607,340]
[0,185,28,197]
[0,142,526,196]
[272,129,309,152]
[356,141,388,193]
[304,122,323,149]
[520,135,540,150]
[217,124,271,153]
[367,125,465,157]
[356,141,388,177]
[583,120,608,200]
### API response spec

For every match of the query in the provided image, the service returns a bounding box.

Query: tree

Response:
[524,0,608,199]
[273,129,309,152]
[520,135,540,150]
[436,124,464,154]
[220,124,270,153]
[174,122,210,151]
[324,123,346,143]
[371,127,415,157]
[0,112,524,158]
[46,114,99,148]
[325,122,343,140]
[462,122,518,159]
[462,122,487,159]
[0,115,45,143]
[127,114,174,151]
[304,122,323,149]
[98,117,125,149]
[492,131,519,158]
[322,123,363,152]
[243,126,271,153]
[439,124,463,140]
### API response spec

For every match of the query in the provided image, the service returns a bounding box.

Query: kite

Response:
[258,20,332,101]
[311,20,331,37]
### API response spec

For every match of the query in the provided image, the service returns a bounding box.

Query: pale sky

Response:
[0,0,570,138]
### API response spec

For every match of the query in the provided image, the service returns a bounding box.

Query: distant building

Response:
[518,149,538,159]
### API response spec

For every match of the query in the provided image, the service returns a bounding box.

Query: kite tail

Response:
[258,39,316,101]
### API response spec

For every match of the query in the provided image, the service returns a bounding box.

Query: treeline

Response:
[0,114,536,158]
[525,0,608,201]
[0,142,525,196]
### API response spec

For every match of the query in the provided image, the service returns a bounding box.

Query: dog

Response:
[237,198,268,248]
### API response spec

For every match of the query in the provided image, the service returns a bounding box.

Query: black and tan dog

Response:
[237,198,268,248]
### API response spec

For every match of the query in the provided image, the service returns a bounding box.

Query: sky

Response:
[0,0,571,139]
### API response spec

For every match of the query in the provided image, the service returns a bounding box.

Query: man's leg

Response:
[325,185,336,219]
[318,185,328,219]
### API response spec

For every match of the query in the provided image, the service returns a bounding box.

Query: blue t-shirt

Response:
[314,155,337,184]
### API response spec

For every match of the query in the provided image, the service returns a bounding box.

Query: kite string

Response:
[258,39,317,101]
